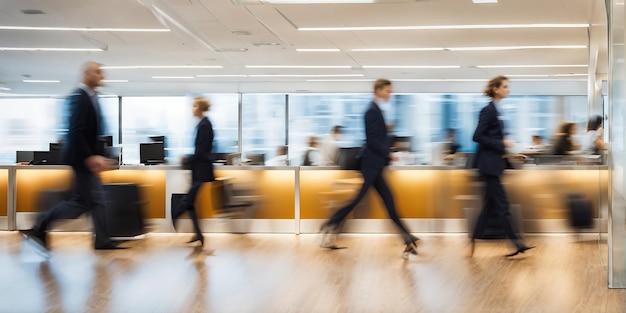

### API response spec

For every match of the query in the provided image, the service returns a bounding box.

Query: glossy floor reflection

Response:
[0,232,623,313]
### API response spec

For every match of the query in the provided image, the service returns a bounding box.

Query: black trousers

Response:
[172,180,204,237]
[36,168,111,247]
[472,173,521,248]
[326,166,414,244]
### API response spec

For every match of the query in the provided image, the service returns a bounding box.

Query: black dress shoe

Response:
[21,229,48,251]
[469,238,476,257]
[505,245,535,257]
[187,235,204,247]
[402,241,418,259]
[95,242,128,250]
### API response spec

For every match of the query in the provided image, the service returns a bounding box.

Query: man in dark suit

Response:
[22,61,122,250]
[320,79,419,259]
[471,75,534,257]
[171,96,215,248]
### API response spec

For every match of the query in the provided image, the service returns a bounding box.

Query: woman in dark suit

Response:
[471,75,534,257]
[172,96,215,247]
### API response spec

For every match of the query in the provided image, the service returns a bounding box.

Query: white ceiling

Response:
[0,0,608,95]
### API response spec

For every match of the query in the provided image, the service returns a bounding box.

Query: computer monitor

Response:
[338,147,362,170]
[105,146,123,166]
[16,151,34,163]
[149,135,165,143]
[393,136,412,152]
[226,153,242,165]
[100,135,113,147]
[140,142,165,165]
[32,151,51,165]
[246,153,265,165]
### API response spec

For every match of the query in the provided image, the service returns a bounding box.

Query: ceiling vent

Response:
[231,30,252,36]
[21,9,45,14]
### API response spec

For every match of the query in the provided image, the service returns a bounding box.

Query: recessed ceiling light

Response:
[245,65,352,69]
[102,65,222,69]
[0,47,103,52]
[477,64,588,68]
[0,26,169,32]
[362,65,461,69]
[248,74,364,77]
[23,80,60,83]
[296,48,341,52]
[152,76,195,79]
[298,23,589,31]
[196,75,248,78]
[0,87,11,91]
[102,80,129,83]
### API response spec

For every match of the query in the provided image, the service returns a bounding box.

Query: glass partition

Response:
[608,0,626,288]
[121,95,238,164]
[241,94,286,164]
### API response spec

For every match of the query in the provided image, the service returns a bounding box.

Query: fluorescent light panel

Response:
[299,23,589,31]
[362,65,460,69]
[245,65,351,69]
[102,65,222,69]
[352,45,586,52]
[248,74,364,77]
[264,0,374,3]
[0,47,103,52]
[152,76,195,79]
[0,26,169,32]
[0,87,11,91]
[296,48,341,52]
[477,64,588,68]
[506,74,587,77]
[23,80,60,83]
[197,75,248,78]
[102,80,129,83]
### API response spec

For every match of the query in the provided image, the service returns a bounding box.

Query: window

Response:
[242,94,286,163]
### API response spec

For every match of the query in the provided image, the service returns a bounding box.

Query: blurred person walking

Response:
[470,75,534,258]
[171,96,215,248]
[22,61,123,251]
[319,79,419,259]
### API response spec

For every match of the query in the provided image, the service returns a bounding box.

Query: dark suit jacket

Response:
[359,101,391,170]
[62,88,104,170]
[472,101,507,176]
[184,117,215,182]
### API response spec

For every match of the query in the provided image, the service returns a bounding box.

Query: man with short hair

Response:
[22,61,123,251]
[319,79,419,259]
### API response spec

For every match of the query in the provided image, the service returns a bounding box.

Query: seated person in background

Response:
[318,125,343,166]
[301,136,321,166]
[443,128,461,161]
[584,115,608,154]
[523,135,549,154]
[552,122,580,155]
[265,145,289,166]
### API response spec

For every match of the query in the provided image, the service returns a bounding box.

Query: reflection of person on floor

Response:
[470,75,534,258]
[22,61,122,251]
[172,96,215,248]
[319,78,419,259]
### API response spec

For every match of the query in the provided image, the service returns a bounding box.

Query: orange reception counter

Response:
[1,164,608,234]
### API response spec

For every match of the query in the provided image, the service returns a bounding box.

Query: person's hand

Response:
[390,154,399,162]
[443,154,455,161]
[504,138,514,148]
[85,155,116,173]
[597,127,604,138]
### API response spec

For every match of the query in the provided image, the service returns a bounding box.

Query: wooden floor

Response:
[0,231,623,313]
